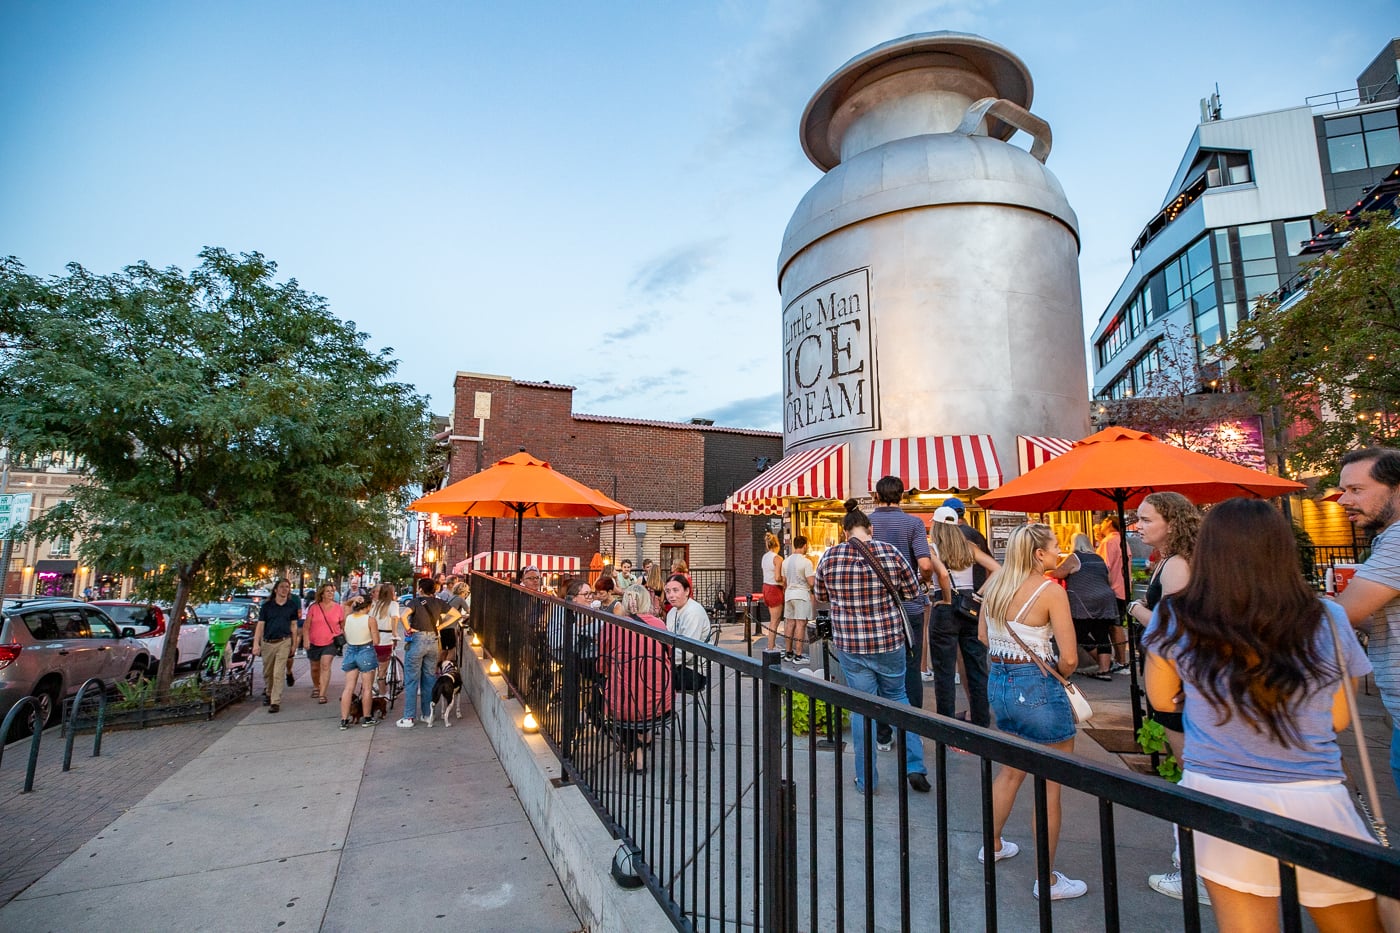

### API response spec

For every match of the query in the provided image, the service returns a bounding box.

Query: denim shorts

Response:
[340,643,378,673]
[987,661,1076,745]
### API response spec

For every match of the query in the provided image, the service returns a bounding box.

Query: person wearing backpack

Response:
[396,577,444,728]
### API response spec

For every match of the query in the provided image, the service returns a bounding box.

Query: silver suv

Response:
[0,598,152,736]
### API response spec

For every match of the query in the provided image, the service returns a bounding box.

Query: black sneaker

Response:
[339,719,350,731]
[286,671,295,687]
[262,692,270,706]
[908,773,931,793]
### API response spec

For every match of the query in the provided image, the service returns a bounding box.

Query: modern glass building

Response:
[1090,38,1400,402]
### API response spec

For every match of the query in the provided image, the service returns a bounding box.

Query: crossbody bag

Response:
[847,536,916,655]
[994,582,1093,723]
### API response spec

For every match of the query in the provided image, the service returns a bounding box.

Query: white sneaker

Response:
[876,739,893,752]
[977,840,1020,863]
[920,669,934,681]
[1033,871,1088,900]
[1148,869,1211,904]
[395,718,414,728]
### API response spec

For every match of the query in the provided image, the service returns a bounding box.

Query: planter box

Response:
[64,680,250,733]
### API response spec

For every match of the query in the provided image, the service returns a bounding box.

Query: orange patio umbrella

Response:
[977,426,1304,729]
[410,450,629,572]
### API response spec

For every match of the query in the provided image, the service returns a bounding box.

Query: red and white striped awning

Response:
[867,435,1003,492]
[725,444,848,516]
[1017,435,1076,474]
[460,551,582,574]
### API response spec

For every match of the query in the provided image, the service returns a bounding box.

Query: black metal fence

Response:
[1299,544,1370,588]
[471,573,1400,932]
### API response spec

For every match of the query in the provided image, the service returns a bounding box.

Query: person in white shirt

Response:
[781,536,816,663]
[664,574,711,690]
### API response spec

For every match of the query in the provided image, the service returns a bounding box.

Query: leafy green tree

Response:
[1223,212,1400,477]
[0,248,431,695]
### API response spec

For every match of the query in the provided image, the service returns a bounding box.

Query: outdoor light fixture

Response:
[471,632,482,647]
[488,658,501,676]
[522,709,539,733]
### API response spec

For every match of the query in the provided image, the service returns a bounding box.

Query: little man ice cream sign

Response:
[783,267,878,444]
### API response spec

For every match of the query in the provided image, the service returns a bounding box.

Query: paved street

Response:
[0,654,581,933]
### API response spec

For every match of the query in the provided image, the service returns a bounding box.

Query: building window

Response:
[1096,315,1129,369]
[659,544,690,572]
[1325,109,1400,172]
[1204,150,1253,187]
[1237,222,1279,300]
[1283,218,1314,257]
[49,536,71,558]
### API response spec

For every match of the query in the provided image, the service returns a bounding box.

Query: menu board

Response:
[986,511,1028,562]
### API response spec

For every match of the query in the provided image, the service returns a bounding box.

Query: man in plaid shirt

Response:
[814,500,931,794]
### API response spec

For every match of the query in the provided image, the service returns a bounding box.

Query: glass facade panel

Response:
[1165,261,1182,295]
[1362,109,1398,130]
[1365,127,1400,166]
[1245,274,1279,298]
[1227,161,1251,185]
[1219,277,1237,303]
[1238,224,1275,260]
[1284,219,1312,256]
[1326,115,1363,136]
[1243,258,1277,276]
[1196,312,1221,352]
[1187,237,1212,276]
[1328,134,1368,172]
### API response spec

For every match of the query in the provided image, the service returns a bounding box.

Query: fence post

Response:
[759,648,793,932]
[560,604,579,771]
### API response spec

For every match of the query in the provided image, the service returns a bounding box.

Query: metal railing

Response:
[1299,543,1370,587]
[0,697,45,792]
[62,677,107,771]
[472,573,1400,932]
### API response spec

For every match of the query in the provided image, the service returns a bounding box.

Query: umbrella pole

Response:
[490,520,497,575]
[1118,496,1146,734]
[514,507,525,579]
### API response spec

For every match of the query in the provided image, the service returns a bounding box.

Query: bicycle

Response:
[198,620,256,695]
[380,650,404,709]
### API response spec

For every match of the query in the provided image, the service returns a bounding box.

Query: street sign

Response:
[0,493,33,537]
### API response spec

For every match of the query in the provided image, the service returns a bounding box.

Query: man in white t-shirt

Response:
[1335,446,1400,795]
[781,536,816,664]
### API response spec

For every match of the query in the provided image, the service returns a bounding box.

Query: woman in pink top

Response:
[600,584,674,773]
[304,584,346,703]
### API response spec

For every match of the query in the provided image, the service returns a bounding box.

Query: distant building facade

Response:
[441,372,783,595]
[1090,38,1400,401]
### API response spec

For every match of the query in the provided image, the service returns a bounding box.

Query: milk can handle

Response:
[955,97,1052,163]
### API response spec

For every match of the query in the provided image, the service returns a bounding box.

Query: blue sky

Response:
[2,1,1393,430]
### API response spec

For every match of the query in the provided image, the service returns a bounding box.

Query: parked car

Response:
[193,602,258,626]
[0,598,152,735]
[90,601,209,672]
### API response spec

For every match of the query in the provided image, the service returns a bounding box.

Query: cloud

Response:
[576,371,687,408]
[628,238,726,298]
[694,392,783,431]
[706,0,996,160]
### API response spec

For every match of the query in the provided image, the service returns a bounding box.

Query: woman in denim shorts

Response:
[339,595,379,729]
[978,524,1087,901]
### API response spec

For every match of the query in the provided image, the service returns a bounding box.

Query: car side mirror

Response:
[121,627,137,639]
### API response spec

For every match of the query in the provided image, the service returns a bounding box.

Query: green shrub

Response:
[789,690,850,736]
[1136,717,1183,782]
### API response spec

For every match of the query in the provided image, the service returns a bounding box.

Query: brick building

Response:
[442,372,783,594]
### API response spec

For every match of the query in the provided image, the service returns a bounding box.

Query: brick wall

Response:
[442,374,779,580]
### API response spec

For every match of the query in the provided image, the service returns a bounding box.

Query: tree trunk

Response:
[154,568,197,699]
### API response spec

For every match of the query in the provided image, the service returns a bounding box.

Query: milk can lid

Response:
[801,32,1033,172]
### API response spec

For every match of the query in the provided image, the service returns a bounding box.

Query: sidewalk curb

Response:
[460,645,670,933]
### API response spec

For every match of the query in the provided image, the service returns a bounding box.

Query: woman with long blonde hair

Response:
[978,523,1086,900]
[929,510,1000,724]
[370,583,402,694]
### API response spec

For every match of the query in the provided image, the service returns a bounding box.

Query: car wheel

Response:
[27,681,60,735]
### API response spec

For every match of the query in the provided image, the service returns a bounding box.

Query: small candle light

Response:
[488,658,501,676]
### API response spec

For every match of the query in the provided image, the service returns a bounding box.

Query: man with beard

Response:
[1335,446,1400,794]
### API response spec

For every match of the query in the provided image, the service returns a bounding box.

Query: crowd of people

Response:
[798,447,1400,927]
[250,573,469,730]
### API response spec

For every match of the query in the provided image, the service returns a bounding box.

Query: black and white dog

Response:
[426,659,463,727]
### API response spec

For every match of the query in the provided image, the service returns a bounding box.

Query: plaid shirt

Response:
[813,537,919,655]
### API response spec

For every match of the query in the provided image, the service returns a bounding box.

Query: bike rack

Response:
[63,677,107,772]
[0,696,46,792]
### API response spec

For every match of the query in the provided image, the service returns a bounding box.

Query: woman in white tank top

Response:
[976,523,1087,901]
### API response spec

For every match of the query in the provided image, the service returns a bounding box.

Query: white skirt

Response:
[1181,770,1379,907]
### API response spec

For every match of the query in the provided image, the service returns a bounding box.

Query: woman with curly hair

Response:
[1128,490,1204,901]
[1144,498,1381,931]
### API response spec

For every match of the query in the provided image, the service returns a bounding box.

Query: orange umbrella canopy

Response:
[976,427,1304,513]
[410,451,629,518]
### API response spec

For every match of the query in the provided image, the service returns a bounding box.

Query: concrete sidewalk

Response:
[0,656,582,933]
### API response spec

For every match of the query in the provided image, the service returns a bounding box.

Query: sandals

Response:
[318,696,328,704]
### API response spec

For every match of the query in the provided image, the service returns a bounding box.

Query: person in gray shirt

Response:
[1335,446,1400,794]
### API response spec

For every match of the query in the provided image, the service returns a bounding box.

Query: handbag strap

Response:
[997,581,1070,687]
[848,536,914,645]
[1323,601,1390,847]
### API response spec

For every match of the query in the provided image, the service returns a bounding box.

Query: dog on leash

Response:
[348,692,389,726]
[426,660,463,727]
